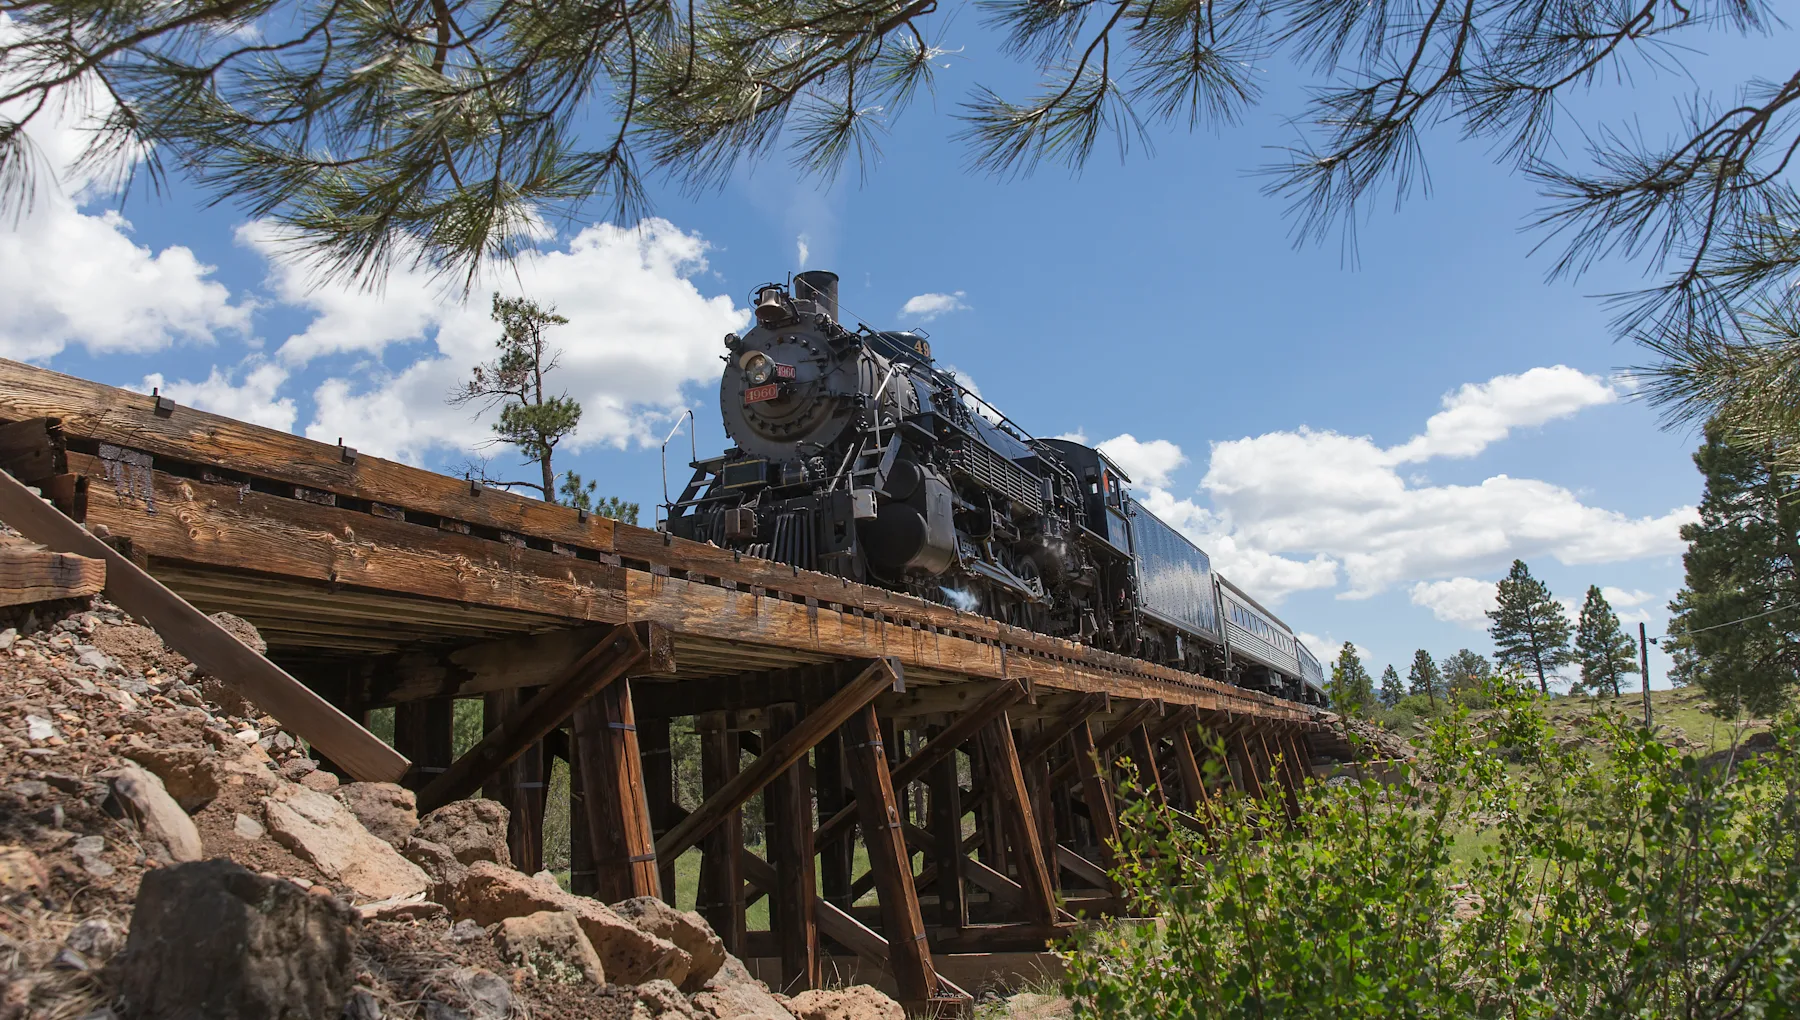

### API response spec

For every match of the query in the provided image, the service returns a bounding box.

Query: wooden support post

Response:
[976,714,1057,926]
[1168,725,1209,818]
[814,730,854,910]
[1126,725,1169,809]
[573,679,661,902]
[418,624,661,813]
[763,702,820,991]
[927,736,967,929]
[1069,718,1122,867]
[1227,727,1266,803]
[482,689,546,874]
[394,697,454,785]
[0,464,410,782]
[569,738,596,897]
[1025,733,1061,898]
[696,713,745,955]
[1261,729,1300,821]
[842,702,941,1010]
[640,716,678,898]
[658,659,899,861]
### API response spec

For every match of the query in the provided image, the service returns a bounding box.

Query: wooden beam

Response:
[696,713,745,955]
[1125,725,1169,809]
[1168,724,1209,818]
[927,732,967,929]
[394,697,454,789]
[639,717,678,898]
[1069,719,1122,869]
[841,701,941,1009]
[364,626,617,705]
[1228,728,1267,803]
[815,729,854,911]
[0,545,104,606]
[813,679,1025,850]
[0,460,410,782]
[418,623,661,812]
[1054,845,1112,891]
[482,689,546,875]
[656,659,900,861]
[568,741,596,897]
[1262,730,1300,821]
[1045,699,1161,790]
[976,714,1058,926]
[574,679,661,901]
[763,703,820,990]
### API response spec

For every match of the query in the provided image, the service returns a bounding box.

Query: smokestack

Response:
[794,270,839,322]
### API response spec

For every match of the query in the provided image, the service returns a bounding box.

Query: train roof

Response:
[1217,574,1297,637]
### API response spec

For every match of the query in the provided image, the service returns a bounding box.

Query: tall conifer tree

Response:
[1330,642,1375,714]
[1667,423,1800,716]
[1441,649,1493,704]
[1488,560,1574,694]
[1407,650,1444,708]
[1574,586,1638,697]
[1378,665,1404,708]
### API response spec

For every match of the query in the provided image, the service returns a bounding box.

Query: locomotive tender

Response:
[666,271,1327,707]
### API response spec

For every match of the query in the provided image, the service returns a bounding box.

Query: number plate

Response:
[745,383,781,404]
[774,363,796,379]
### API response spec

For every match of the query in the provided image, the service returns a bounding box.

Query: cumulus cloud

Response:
[796,234,811,269]
[1092,365,1696,604]
[899,291,969,322]
[136,362,297,432]
[273,219,745,463]
[1602,586,1655,608]
[0,62,251,361]
[1409,578,1498,628]
[1096,434,1186,488]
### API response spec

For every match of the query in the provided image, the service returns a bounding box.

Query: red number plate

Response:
[745,383,781,404]
[774,363,796,379]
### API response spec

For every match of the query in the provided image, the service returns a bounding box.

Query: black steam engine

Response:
[667,271,1326,707]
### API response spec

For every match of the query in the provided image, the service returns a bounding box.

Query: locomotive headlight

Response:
[740,351,776,386]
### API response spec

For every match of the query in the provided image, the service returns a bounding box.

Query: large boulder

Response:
[116,859,357,1020]
[454,862,690,985]
[690,959,795,1020]
[335,782,418,847]
[106,765,204,863]
[494,910,605,985]
[612,895,727,991]
[413,799,512,868]
[124,744,277,813]
[262,782,429,902]
[635,979,699,1018]
[400,836,466,908]
[785,987,906,1020]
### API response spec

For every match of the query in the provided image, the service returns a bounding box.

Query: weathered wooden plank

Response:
[656,659,899,861]
[73,453,628,625]
[927,735,967,929]
[977,714,1058,926]
[1168,725,1210,818]
[394,698,454,788]
[696,714,746,955]
[1126,725,1170,809]
[574,679,661,901]
[815,729,854,911]
[842,701,942,1009]
[417,623,659,812]
[763,703,820,990]
[1069,719,1121,870]
[639,717,678,898]
[1054,845,1113,891]
[0,358,616,553]
[0,462,410,782]
[482,689,546,875]
[0,546,104,606]
[361,627,615,705]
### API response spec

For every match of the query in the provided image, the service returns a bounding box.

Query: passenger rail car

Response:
[666,271,1327,708]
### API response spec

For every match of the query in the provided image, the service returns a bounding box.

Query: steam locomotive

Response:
[666,271,1327,707]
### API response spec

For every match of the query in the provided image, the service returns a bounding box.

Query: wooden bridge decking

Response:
[0,357,1344,1013]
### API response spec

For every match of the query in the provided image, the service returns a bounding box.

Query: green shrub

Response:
[1064,680,1800,1018]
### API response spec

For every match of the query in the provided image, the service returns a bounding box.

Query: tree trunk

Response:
[540,454,556,504]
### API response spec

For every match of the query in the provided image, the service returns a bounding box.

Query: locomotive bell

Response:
[754,286,794,326]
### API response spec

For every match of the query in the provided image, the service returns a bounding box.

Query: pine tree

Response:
[1407,650,1444,709]
[1441,649,1493,705]
[1487,560,1574,694]
[1329,642,1375,715]
[451,295,578,503]
[1378,665,1404,708]
[1666,423,1800,716]
[1573,586,1638,698]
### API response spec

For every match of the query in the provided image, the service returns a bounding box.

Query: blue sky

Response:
[6,10,1790,689]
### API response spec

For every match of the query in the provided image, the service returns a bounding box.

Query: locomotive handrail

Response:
[656,409,696,528]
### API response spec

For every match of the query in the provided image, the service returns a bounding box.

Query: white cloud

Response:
[796,234,811,269]
[1601,586,1655,608]
[1388,366,1618,463]
[1091,365,1696,605]
[0,57,251,361]
[1096,434,1187,488]
[1409,578,1497,629]
[136,362,297,432]
[899,291,969,322]
[277,219,745,464]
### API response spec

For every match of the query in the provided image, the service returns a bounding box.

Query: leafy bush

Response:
[1064,680,1800,1018]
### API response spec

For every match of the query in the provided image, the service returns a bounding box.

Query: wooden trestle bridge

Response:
[0,358,1349,1014]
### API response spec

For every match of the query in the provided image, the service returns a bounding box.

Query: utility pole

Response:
[1638,622,1652,728]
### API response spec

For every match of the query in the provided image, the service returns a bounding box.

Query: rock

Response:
[455,861,690,985]
[635,979,699,1019]
[105,765,204,863]
[262,782,430,902]
[281,758,319,781]
[413,799,512,868]
[357,892,449,922]
[785,987,906,1020]
[494,910,605,984]
[335,783,418,847]
[235,812,266,840]
[448,919,485,943]
[116,859,357,1020]
[64,918,121,963]
[0,845,47,894]
[691,982,796,1020]
[71,835,114,878]
[300,769,340,792]
[122,745,274,812]
[344,989,383,1020]
[422,967,512,1020]
[612,895,727,991]
[400,837,467,908]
